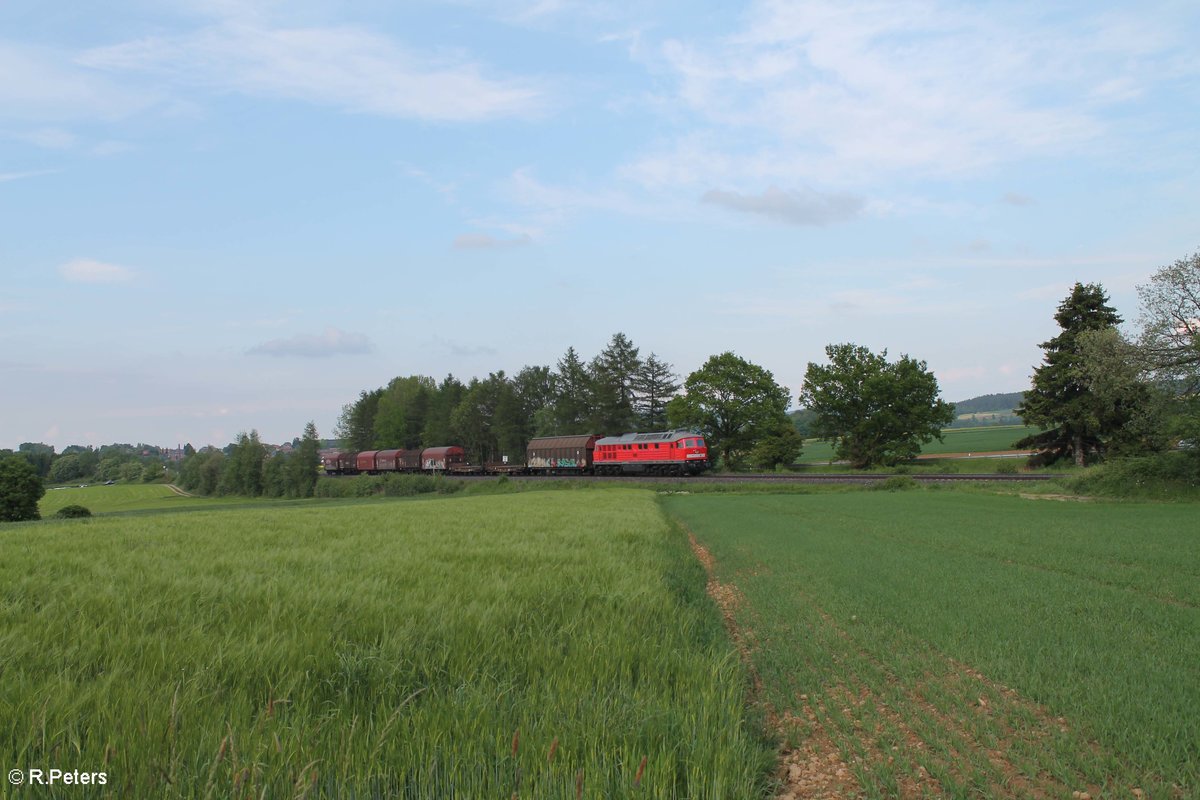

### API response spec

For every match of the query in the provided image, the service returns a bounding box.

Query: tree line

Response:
[328,330,957,472]
[333,333,684,464]
[176,424,322,499]
[5,248,1196,518]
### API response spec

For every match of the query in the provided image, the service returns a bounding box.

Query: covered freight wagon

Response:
[356,451,380,473]
[421,446,465,472]
[321,451,357,475]
[375,448,422,472]
[526,434,598,473]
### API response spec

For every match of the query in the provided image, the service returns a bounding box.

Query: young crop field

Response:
[665,492,1199,799]
[798,425,1041,465]
[2,490,769,798]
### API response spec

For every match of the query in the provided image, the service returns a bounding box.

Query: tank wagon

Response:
[322,430,709,477]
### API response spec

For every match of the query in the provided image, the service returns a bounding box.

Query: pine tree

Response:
[589,333,642,432]
[632,352,680,430]
[288,421,321,498]
[1016,282,1123,466]
[550,347,592,434]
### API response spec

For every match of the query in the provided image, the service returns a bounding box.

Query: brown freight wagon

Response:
[356,450,380,474]
[421,446,466,472]
[375,448,422,472]
[322,451,357,475]
[526,434,598,473]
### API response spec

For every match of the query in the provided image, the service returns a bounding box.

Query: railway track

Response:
[448,471,1057,484]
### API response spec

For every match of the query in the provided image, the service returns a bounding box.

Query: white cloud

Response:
[247,328,374,358]
[80,22,544,122]
[701,185,865,226]
[452,232,532,250]
[59,258,135,283]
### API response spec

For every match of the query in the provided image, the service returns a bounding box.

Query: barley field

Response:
[2,490,769,798]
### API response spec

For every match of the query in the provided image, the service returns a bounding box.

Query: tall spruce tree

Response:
[1016,282,1124,466]
[633,353,680,430]
[550,346,592,434]
[589,333,642,433]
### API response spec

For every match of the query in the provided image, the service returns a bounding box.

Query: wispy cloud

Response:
[80,21,545,122]
[0,42,156,123]
[623,0,1197,189]
[701,185,865,226]
[453,232,533,250]
[0,169,59,183]
[1002,192,1034,206]
[59,258,135,283]
[247,328,374,358]
[431,336,498,358]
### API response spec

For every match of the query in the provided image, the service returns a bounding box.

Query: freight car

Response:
[322,430,710,477]
[525,434,599,474]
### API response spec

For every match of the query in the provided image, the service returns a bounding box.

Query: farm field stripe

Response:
[682,524,861,800]
[668,494,1193,798]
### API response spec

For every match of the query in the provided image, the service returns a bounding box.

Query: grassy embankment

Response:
[666,492,1199,798]
[3,490,770,798]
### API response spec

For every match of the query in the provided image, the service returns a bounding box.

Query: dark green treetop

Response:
[1016,282,1125,466]
[800,343,954,469]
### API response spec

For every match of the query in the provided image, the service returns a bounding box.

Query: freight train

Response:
[322,429,710,477]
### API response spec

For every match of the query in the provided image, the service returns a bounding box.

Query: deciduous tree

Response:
[1138,249,1200,391]
[800,343,954,468]
[0,455,45,522]
[667,352,791,469]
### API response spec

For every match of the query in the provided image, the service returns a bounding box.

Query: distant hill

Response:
[952,392,1025,415]
[948,391,1026,428]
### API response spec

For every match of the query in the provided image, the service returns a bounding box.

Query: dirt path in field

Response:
[166,483,195,497]
[687,531,862,799]
[685,528,1133,800]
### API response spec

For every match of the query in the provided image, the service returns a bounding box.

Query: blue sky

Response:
[3,0,1198,450]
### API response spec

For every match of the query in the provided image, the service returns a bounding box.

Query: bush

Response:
[314,474,466,499]
[0,456,44,522]
[996,461,1019,475]
[873,475,919,492]
[1062,452,1200,499]
[55,504,92,519]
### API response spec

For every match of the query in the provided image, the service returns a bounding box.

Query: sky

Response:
[2,0,1198,450]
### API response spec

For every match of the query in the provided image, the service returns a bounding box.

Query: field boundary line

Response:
[681,522,862,800]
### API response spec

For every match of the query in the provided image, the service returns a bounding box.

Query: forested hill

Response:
[951,392,1025,415]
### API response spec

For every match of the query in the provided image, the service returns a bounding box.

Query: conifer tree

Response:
[1016,282,1124,466]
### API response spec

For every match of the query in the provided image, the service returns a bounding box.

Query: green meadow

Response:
[797,424,1044,466]
[38,482,246,516]
[666,492,1200,798]
[2,490,769,798]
